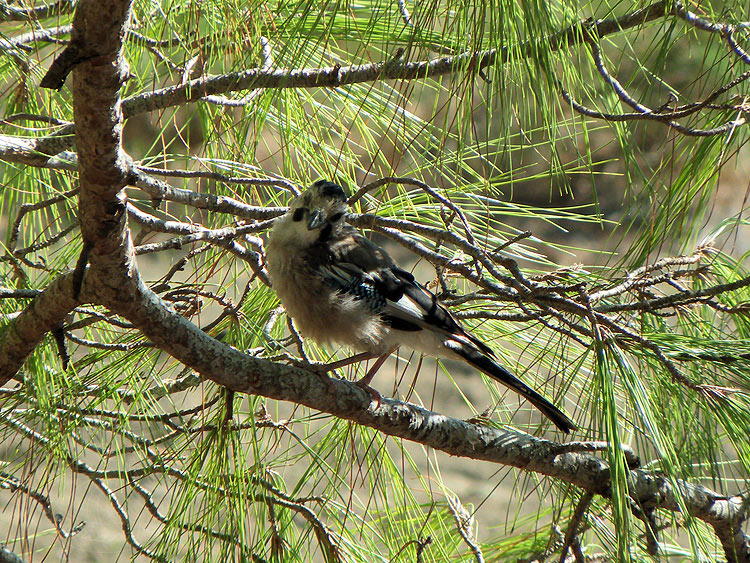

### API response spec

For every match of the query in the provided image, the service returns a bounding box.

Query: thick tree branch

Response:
[0,134,77,169]
[68,0,135,305]
[0,272,81,383]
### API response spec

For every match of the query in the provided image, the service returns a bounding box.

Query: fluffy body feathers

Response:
[265,180,575,433]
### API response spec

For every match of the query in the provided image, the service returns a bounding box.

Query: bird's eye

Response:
[292,208,305,222]
[329,212,344,222]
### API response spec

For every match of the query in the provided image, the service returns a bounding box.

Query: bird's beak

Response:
[307,210,326,230]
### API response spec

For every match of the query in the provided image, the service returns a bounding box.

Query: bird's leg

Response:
[290,351,378,374]
[324,351,380,372]
[290,351,380,395]
[291,347,396,408]
[224,388,235,423]
[354,346,398,408]
[355,353,391,387]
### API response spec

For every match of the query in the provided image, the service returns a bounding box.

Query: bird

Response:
[265,180,575,433]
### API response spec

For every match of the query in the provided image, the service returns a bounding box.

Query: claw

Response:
[355,379,382,408]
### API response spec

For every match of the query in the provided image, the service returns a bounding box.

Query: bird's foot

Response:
[350,350,393,409]
[289,351,378,375]
[354,378,382,409]
[289,353,387,403]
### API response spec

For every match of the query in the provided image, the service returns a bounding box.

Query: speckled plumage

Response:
[265,180,575,433]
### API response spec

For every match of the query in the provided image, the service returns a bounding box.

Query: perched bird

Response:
[265,180,575,433]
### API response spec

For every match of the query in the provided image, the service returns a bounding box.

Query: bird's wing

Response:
[379,268,496,358]
[313,226,495,356]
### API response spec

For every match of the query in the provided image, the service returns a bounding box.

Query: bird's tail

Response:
[446,339,576,434]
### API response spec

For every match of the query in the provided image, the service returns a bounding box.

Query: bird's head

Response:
[278,180,349,245]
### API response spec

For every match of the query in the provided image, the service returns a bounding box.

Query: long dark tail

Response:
[448,340,576,434]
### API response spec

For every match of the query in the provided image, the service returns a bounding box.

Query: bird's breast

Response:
[266,250,390,353]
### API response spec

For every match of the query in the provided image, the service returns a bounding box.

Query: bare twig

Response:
[130,168,286,220]
[136,164,296,194]
[7,188,78,253]
[0,0,75,22]
[0,471,86,539]
[448,496,485,563]
[65,331,152,351]
[558,492,593,563]
[349,176,475,243]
